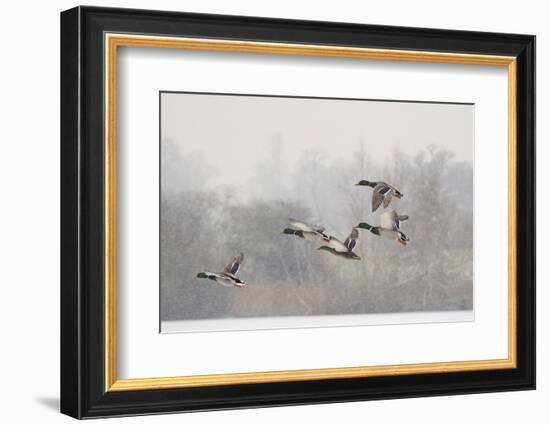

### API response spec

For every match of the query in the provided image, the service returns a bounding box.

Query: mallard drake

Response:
[282,218,330,243]
[196,253,247,288]
[318,228,361,260]
[355,180,403,212]
[356,210,410,246]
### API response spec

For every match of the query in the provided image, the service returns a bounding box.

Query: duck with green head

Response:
[282,218,330,244]
[355,180,403,212]
[357,210,410,246]
[318,228,361,260]
[196,253,247,288]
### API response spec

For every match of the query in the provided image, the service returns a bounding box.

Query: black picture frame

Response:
[61,5,535,419]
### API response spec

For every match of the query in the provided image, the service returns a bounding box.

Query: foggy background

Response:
[160,92,474,321]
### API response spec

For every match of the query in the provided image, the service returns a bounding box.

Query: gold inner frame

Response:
[104,33,517,392]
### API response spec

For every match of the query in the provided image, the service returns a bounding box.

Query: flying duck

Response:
[355,180,403,212]
[196,253,247,288]
[356,210,410,246]
[318,228,361,260]
[282,218,330,243]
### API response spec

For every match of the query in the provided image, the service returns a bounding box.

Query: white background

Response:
[0,0,545,424]
[119,47,506,379]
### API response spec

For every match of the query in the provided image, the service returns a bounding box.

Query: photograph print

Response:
[160,92,474,333]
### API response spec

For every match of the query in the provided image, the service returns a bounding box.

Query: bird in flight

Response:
[196,253,247,288]
[282,218,330,243]
[356,210,410,246]
[355,180,403,212]
[318,228,361,260]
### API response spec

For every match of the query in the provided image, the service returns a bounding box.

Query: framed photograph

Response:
[60,6,535,419]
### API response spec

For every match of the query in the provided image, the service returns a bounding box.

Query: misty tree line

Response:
[161,139,473,321]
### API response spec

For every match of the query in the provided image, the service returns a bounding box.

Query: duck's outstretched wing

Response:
[380,211,408,230]
[395,214,409,229]
[223,253,244,276]
[344,228,359,252]
[372,184,392,212]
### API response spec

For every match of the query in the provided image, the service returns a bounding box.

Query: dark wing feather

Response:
[372,184,392,212]
[344,228,359,252]
[224,253,244,275]
[380,210,398,230]
[378,185,392,195]
[371,189,385,212]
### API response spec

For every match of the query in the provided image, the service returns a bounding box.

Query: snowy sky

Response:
[161,92,473,189]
